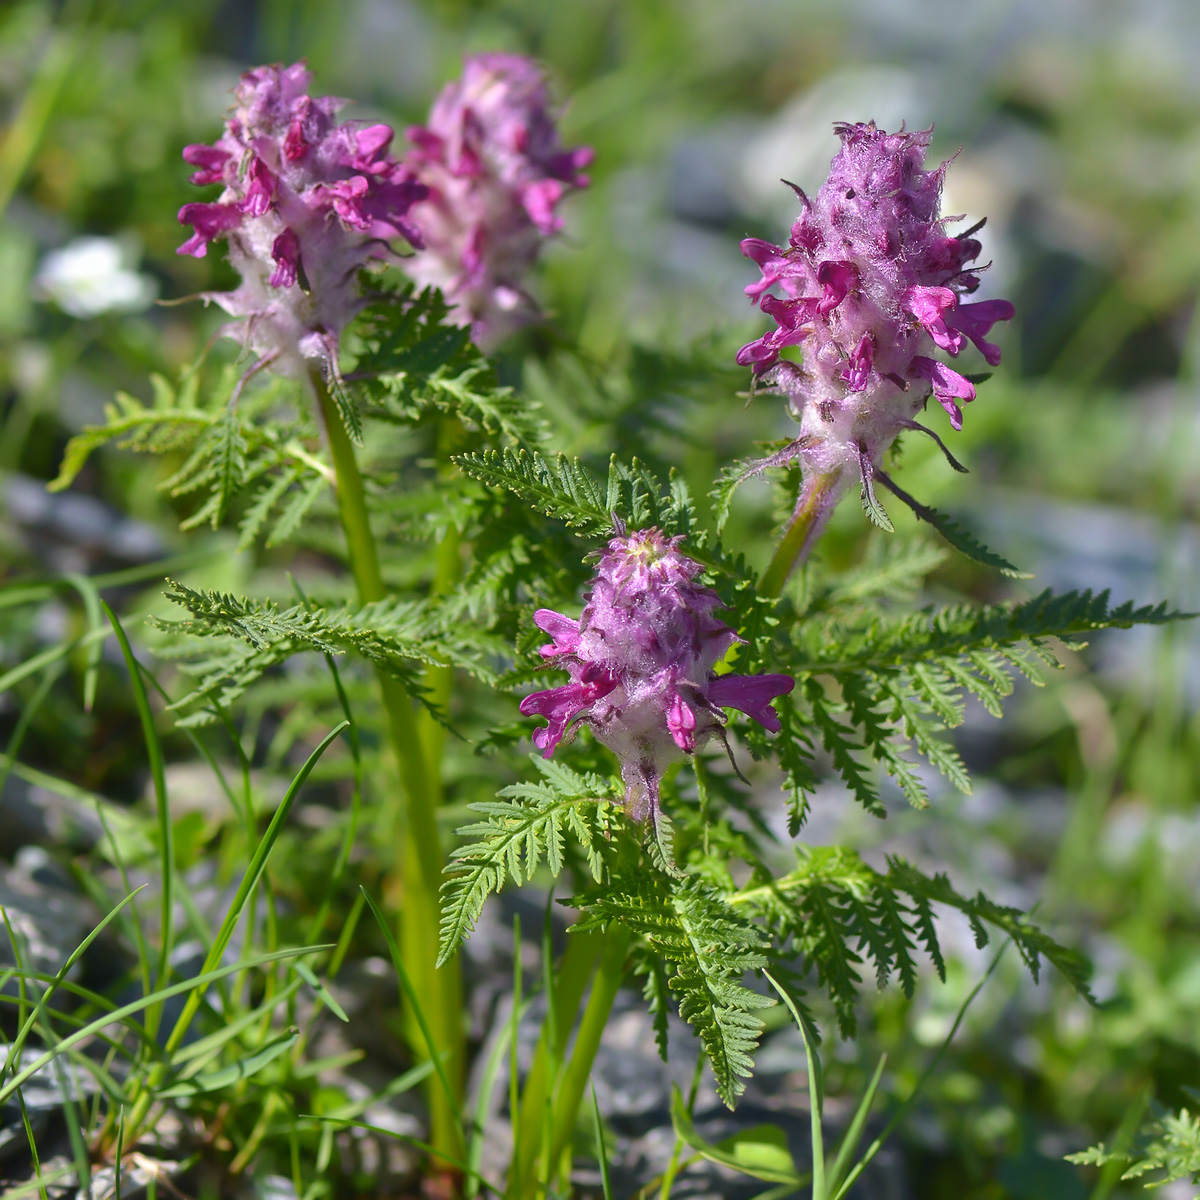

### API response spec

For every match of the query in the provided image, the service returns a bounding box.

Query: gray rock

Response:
[0,777,105,858]
[0,848,92,991]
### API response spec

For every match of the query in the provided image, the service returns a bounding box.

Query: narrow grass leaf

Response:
[360,886,464,1139]
[591,1085,614,1200]
[830,941,1010,1200]
[161,721,348,1055]
[158,1028,298,1097]
[765,971,824,1200]
[295,961,349,1022]
[0,887,146,1091]
[0,945,330,1105]
[102,601,173,1009]
[826,1053,887,1196]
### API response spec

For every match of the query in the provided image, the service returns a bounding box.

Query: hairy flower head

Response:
[177,62,427,377]
[403,53,593,350]
[738,121,1014,554]
[520,528,794,823]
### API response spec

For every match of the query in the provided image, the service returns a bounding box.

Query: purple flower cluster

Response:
[177,62,428,376]
[738,122,1014,550]
[520,529,794,823]
[403,53,593,350]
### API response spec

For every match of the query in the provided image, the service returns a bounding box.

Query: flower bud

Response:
[178,62,427,379]
[403,54,593,351]
[520,528,794,823]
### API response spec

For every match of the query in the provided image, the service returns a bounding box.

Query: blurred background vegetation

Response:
[2,1,1199,1197]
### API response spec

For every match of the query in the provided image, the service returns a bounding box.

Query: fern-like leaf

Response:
[438,758,619,963]
[578,872,773,1107]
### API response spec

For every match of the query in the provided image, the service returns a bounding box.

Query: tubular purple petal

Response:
[707,674,796,733]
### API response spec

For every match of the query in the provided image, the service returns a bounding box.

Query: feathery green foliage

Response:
[733,846,1090,1036]
[578,873,775,1108]
[456,447,697,541]
[351,283,546,444]
[438,758,620,963]
[153,581,503,724]
[1069,1105,1200,1194]
[49,367,333,542]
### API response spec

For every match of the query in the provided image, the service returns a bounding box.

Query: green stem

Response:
[314,377,464,1167]
[416,418,467,779]
[758,472,841,599]
[508,930,607,1197]
[521,927,632,1200]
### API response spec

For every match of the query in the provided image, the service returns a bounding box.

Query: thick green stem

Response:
[416,418,467,779]
[508,930,607,1197]
[314,377,464,1167]
[519,927,632,1200]
[417,523,462,784]
[758,472,842,599]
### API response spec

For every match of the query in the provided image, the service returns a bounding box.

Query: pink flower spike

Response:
[174,61,427,378]
[520,529,795,823]
[733,121,1013,549]
[403,53,592,350]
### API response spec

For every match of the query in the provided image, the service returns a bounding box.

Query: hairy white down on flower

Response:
[793,380,926,488]
[35,237,157,319]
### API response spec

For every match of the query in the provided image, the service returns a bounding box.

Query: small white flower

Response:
[35,236,157,319]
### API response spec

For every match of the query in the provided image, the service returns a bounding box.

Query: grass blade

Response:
[826,1053,887,1196]
[294,961,349,1022]
[591,1085,614,1200]
[0,945,331,1105]
[0,888,146,1091]
[360,886,464,1141]
[303,1117,499,1195]
[160,721,348,1056]
[765,972,824,1200]
[0,662,61,804]
[102,600,173,1017]
[158,1027,298,1097]
[510,913,522,1195]
[63,573,102,712]
[830,941,1010,1200]
[466,1002,519,1200]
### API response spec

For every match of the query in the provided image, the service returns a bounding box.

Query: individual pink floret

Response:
[520,528,794,824]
